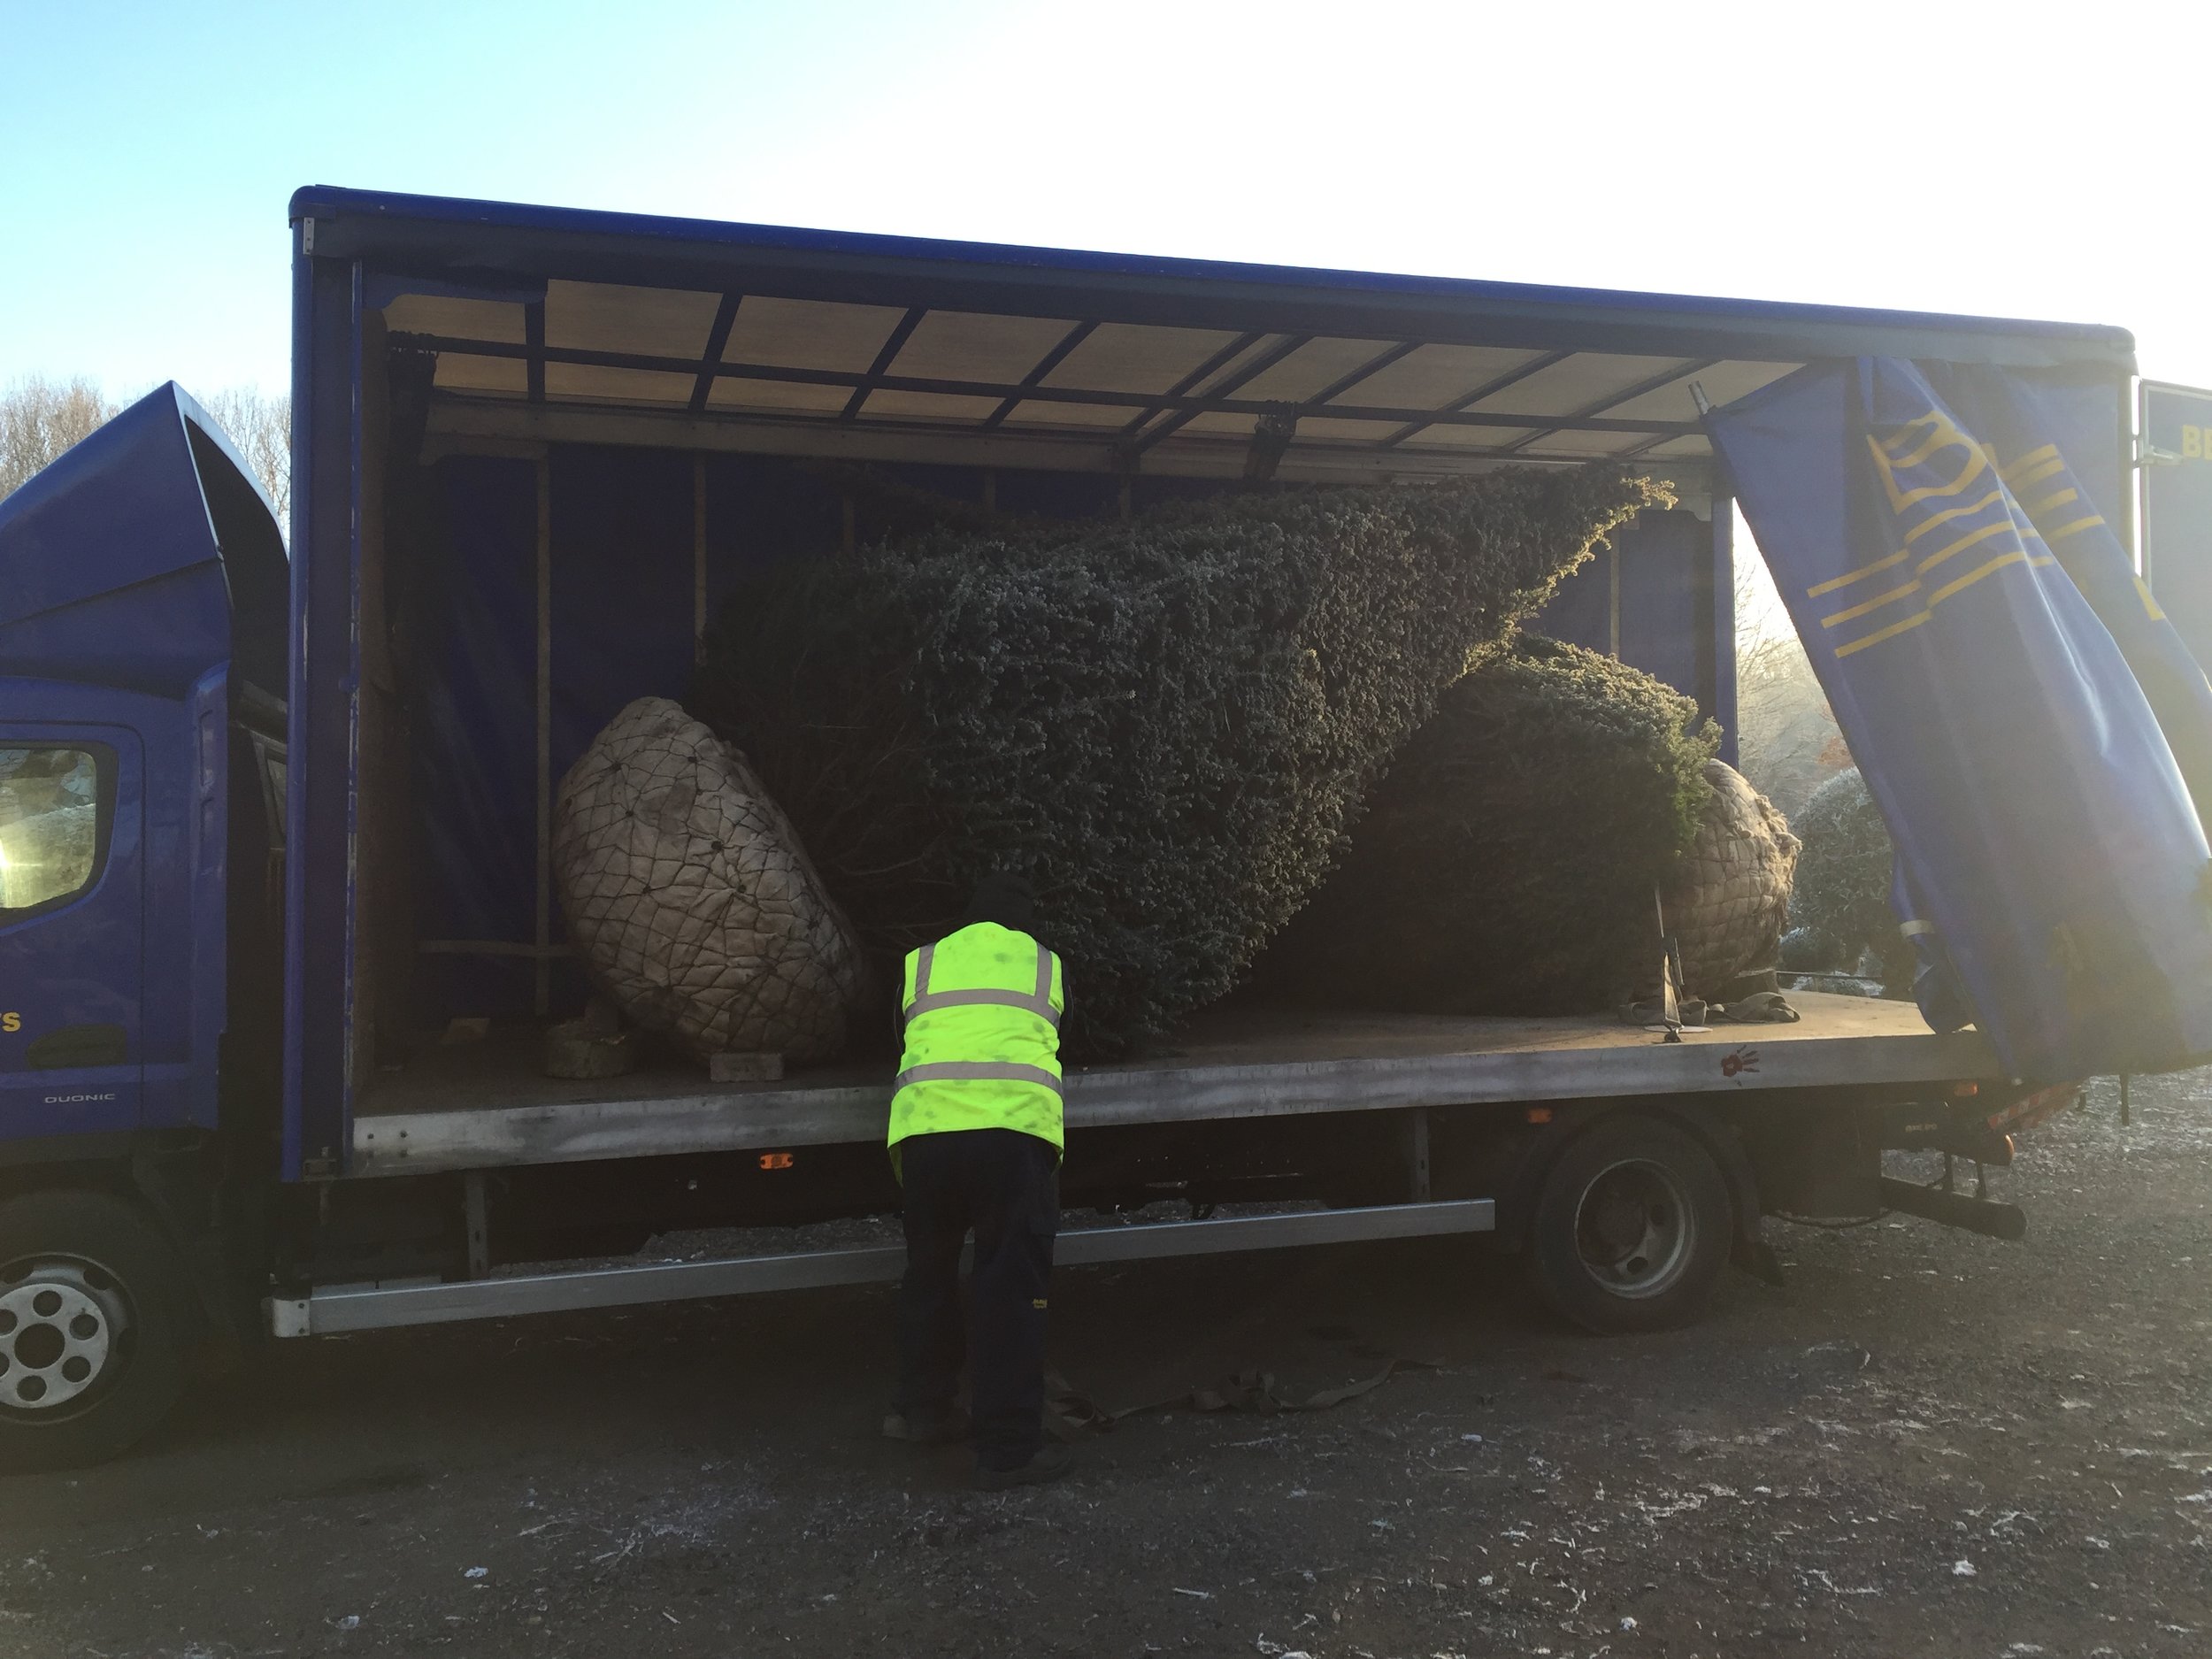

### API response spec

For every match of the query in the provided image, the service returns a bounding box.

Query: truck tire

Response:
[1524,1114,1731,1335]
[0,1190,190,1474]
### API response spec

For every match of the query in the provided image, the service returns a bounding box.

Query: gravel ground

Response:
[6,1071,2212,1658]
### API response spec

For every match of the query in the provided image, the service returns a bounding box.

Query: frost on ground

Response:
[6,1070,2212,1657]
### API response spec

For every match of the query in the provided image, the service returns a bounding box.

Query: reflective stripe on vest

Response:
[890,925,1064,1157]
[902,939,1061,1030]
[893,1060,1064,1096]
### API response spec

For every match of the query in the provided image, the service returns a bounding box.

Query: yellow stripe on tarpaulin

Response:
[2023,487,2078,518]
[2007,457,2067,490]
[1829,549,2061,661]
[1867,426,1992,511]
[1834,610,1932,657]
[1822,580,1922,628]
[2042,515,2106,542]
[1901,488,2004,547]
[1808,546,1912,598]
[1880,413,1946,458]
[1884,416,1975,471]
[1926,550,2057,609]
[2000,443,2059,483]
[2135,574,2169,622]
[1916,516,2018,576]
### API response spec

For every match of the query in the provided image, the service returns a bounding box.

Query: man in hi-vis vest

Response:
[881,871,1071,1488]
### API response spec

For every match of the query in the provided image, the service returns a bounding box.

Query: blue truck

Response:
[0,188,2131,1471]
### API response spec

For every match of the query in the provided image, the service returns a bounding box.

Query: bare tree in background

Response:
[1734,538,1847,821]
[193,386,293,530]
[0,375,117,501]
[0,378,291,534]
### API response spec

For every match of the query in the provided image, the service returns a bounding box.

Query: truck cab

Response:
[0,384,287,1467]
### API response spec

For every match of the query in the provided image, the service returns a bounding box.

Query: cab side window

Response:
[0,747,107,917]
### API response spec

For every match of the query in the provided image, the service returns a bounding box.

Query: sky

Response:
[5,0,2210,402]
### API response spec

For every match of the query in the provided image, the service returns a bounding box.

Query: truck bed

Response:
[349,993,1995,1179]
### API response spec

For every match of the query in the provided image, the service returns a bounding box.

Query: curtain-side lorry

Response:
[0,188,2121,1471]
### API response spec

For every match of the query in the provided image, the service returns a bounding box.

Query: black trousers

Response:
[895,1127,1059,1470]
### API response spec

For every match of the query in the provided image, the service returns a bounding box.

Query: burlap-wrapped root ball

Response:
[552,697,868,1062]
[1661,760,1801,1002]
[1258,637,1718,1015]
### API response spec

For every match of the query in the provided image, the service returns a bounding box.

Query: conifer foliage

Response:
[1262,636,1719,1014]
[691,471,1667,1053]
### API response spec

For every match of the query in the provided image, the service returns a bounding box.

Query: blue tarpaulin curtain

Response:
[1708,357,2212,1080]
[1924,365,2212,819]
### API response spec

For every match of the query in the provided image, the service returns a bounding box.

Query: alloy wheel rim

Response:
[0,1257,134,1416]
[1572,1158,1695,1299]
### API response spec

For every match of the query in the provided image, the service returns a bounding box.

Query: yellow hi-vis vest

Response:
[889,921,1065,1160]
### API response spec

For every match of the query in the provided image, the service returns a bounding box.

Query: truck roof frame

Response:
[293,185,2135,373]
[293,186,2137,496]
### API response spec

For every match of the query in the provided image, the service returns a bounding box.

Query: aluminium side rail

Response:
[268,1198,1494,1336]
[351,1011,2000,1179]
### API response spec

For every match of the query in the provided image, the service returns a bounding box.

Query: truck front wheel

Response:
[0,1190,190,1474]
[1524,1115,1731,1334]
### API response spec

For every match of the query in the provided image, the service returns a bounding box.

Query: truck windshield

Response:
[0,748,101,913]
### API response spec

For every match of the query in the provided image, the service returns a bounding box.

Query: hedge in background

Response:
[1259,636,1718,1014]
[691,471,1666,1054]
[1789,765,1913,986]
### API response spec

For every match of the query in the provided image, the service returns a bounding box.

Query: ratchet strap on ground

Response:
[1043,1358,1432,1440]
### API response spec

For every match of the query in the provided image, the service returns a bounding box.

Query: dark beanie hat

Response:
[961,871,1037,931]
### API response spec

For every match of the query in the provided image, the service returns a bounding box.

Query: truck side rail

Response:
[351,1011,1999,1178]
[269,1197,1495,1336]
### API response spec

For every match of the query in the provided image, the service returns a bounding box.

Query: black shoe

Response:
[882,1403,971,1445]
[973,1442,1072,1490]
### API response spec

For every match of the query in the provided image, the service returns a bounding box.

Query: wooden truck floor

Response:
[348,993,1998,1179]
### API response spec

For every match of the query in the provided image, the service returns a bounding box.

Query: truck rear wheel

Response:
[0,1190,190,1474]
[1524,1114,1730,1334]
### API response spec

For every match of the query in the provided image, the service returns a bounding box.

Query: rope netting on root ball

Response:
[1256,636,1719,1015]
[1661,758,1801,1004]
[690,470,1669,1056]
[552,697,871,1063]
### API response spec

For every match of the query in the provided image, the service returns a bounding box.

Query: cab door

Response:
[0,729,142,1139]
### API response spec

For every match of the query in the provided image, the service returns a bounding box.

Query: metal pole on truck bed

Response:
[534,458,552,1018]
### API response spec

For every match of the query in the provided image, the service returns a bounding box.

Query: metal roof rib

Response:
[1377,350,1571,450]
[689,294,743,413]
[390,329,1707,443]
[1114,332,1265,444]
[524,300,546,403]
[1130,334,1315,456]
[1614,429,1688,462]
[1494,357,1719,457]
[1302,342,1422,410]
[840,307,926,423]
[982,320,1097,432]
